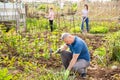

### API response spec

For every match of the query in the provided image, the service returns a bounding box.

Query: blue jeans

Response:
[81,17,89,32]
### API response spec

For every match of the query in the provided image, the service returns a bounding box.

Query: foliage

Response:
[0,24,6,32]
[39,72,62,80]
[27,18,48,30]
[26,18,57,32]
[1,31,45,58]
[90,22,119,32]
[0,17,120,79]
[37,4,46,11]
[93,46,106,65]
[90,26,109,34]
[105,31,120,62]
[71,3,77,12]
[70,26,80,33]
[38,69,75,80]
[0,68,12,80]
[63,70,70,80]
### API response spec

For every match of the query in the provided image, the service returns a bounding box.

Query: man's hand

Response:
[55,48,62,54]
[54,45,68,54]
[63,70,70,80]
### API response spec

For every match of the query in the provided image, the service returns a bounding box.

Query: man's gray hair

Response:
[61,33,71,40]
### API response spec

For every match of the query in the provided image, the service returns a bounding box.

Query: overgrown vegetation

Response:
[105,31,120,62]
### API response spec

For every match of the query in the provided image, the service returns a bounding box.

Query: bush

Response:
[90,26,109,34]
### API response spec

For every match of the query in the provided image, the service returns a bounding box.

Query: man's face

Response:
[63,36,72,45]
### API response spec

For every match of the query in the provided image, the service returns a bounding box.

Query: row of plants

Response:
[90,26,109,34]
[93,30,120,66]
[0,27,63,79]
[89,21,120,33]
[26,18,120,34]
[26,18,58,32]
[0,28,61,59]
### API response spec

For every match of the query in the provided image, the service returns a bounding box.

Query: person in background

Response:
[81,4,89,33]
[57,33,90,78]
[47,8,55,32]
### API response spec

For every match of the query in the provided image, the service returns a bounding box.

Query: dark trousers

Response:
[49,20,53,32]
[81,17,89,32]
[60,51,90,74]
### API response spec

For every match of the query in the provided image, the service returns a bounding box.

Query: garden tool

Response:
[49,48,53,57]
[49,48,61,57]
[54,48,62,54]
[82,17,87,22]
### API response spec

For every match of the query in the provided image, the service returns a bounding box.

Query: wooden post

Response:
[16,13,20,33]
[25,4,28,17]
[23,14,26,32]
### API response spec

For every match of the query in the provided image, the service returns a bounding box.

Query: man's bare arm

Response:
[67,54,79,71]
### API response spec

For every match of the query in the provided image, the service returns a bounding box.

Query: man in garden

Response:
[57,33,90,78]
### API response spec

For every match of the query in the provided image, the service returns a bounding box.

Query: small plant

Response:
[93,46,106,65]
[42,53,50,60]
[0,68,12,80]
